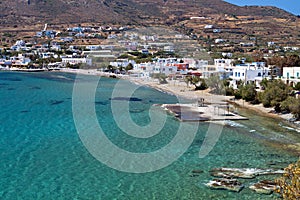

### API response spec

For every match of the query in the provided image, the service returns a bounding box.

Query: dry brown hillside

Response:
[0,0,299,46]
[0,0,296,26]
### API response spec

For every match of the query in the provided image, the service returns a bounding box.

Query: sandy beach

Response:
[59,68,293,121]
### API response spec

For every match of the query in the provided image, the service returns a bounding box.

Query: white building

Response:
[159,64,178,76]
[130,62,155,78]
[164,45,175,52]
[50,45,61,51]
[40,52,55,59]
[215,39,225,44]
[230,62,269,89]
[204,25,213,29]
[214,59,234,73]
[282,67,300,86]
[86,45,101,51]
[130,58,187,77]
[199,65,218,78]
[195,59,209,70]
[110,59,135,68]
[62,57,92,66]
[282,67,300,79]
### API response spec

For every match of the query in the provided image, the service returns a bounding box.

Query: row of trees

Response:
[233,79,300,119]
[180,74,300,119]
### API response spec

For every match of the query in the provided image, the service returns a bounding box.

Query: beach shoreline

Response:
[58,68,295,122]
[57,68,300,154]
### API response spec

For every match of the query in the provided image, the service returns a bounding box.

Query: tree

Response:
[258,79,291,112]
[152,73,168,84]
[125,63,133,71]
[276,159,300,199]
[280,96,295,113]
[281,97,300,119]
[185,76,208,90]
[197,78,208,90]
[206,74,225,95]
[260,78,269,90]
[107,65,116,72]
[184,76,190,87]
[239,83,257,102]
[294,82,300,91]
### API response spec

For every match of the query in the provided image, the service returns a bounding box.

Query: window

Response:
[297,72,299,77]
[238,72,240,77]
[258,72,261,77]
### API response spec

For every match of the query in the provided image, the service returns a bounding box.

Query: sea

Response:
[0,71,299,200]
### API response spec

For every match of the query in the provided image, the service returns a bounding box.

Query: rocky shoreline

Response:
[189,167,284,195]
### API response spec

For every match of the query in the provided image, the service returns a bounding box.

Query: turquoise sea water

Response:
[0,71,299,199]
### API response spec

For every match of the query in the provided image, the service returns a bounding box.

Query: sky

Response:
[224,0,300,15]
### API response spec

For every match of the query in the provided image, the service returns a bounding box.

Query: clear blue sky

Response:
[224,0,300,15]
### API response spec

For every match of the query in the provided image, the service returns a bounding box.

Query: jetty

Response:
[162,102,247,122]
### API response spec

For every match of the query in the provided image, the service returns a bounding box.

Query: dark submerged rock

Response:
[49,100,64,105]
[109,97,142,102]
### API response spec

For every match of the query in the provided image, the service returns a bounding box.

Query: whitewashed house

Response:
[151,60,179,76]
[11,40,26,51]
[86,45,101,51]
[230,62,270,89]
[62,57,92,66]
[214,59,234,72]
[109,59,135,68]
[130,58,189,77]
[200,65,218,78]
[159,64,178,76]
[50,45,61,51]
[129,62,155,78]
[40,52,55,59]
[194,59,209,71]
[164,45,175,53]
[282,67,300,86]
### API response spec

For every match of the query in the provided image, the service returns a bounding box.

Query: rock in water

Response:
[192,169,204,174]
[205,178,244,192]
[209,168,284,179]
[249,180,278,195]
[189,169,204,177]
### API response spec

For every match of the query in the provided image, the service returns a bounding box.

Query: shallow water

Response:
[0,71,298,199]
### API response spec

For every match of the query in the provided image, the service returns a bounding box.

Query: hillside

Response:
[0,0,299,47]
[0,0,296,26]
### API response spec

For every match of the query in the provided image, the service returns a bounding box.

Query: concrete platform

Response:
[162,103,248,122]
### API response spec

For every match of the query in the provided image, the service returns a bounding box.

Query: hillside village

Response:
[1,24,299,90]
